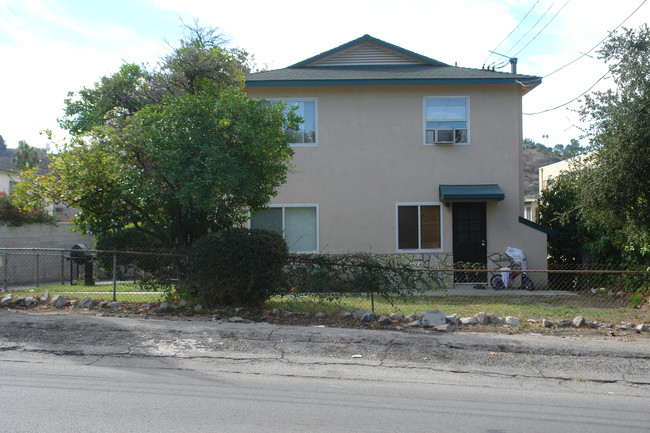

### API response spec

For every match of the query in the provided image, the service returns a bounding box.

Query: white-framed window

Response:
[396,202,443,251]
[424,97,469,145]
[264,98,317,146]
[250,204,319,252]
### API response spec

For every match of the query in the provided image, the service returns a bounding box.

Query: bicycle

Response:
[490,247,534,291]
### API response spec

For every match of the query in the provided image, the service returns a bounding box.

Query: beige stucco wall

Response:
[0,170,18,194]
[246,83,548,277]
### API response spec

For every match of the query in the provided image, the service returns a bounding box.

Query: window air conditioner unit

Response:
[435,129,455,144]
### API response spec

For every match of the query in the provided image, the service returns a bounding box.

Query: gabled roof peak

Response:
[289,34,448,68]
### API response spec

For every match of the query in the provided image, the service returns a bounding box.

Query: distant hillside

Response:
[523,147,562,196]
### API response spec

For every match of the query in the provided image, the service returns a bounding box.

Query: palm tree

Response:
[12,140,40,170]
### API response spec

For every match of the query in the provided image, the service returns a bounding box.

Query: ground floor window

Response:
[396,203,442,250]
[250,205,318,252]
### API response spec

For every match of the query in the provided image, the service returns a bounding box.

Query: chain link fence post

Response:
[2,253,7,291]
[112,252,117,302]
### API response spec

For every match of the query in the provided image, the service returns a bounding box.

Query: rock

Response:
[229,316,245,323]
[446,314,460,326]
[305,312,313,318]
[490,315,504,325]
[573,316,584,328]
[314,312,326,319]
[283,311,292,318]
[434,324,454,333]
[590,288,600,294]
[505,316,520,326]
[543,319,554,328]
[39,291,49,302]
[378,315,392,325]
[1,294,13,306]
[98,301,108,309]
[389,313,403,321]
[353,309,366,319]
[79,297,93,309]
[616,323,633,330]
[339,311,353,319]
[406,320,421,327]
[475,312,489,325]
[141,303,151,309]
[272,308,281,315]
[635,324,649,333]
[586,321,599,329]
[158,302,170,311]
[460,317,478,325]
[417,312,426,320]
[194,304,203,312]
[557,320,572,328]
[422,310,446,327]
[25,297,36,308]
[234,307,244,313]
[50,295,69,308]
[360,312,375,323]
[179,300,188,307]
[404,313,417,322]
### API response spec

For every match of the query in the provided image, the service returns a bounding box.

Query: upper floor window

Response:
[424,97,469,145]
[265,99,317,146]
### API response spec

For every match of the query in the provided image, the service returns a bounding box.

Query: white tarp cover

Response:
[500,247,527,287]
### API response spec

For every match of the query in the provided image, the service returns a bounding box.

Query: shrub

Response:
[0,192,56,226]
[184,228,289,307]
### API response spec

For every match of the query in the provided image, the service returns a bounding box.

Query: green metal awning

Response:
[439,184,505,201]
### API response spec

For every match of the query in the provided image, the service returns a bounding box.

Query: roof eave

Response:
[246,77,542,88]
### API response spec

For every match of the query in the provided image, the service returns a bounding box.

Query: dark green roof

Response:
[439,184,505,201]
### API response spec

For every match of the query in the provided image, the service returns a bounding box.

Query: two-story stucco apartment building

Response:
[245,35,549,284]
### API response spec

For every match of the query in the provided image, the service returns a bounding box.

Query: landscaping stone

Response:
[573,316,585,328]
[305,312,313,318]
[98,301,108,309]
[543,319,553,328]
[434,324,453,333]
[475,312,489,325]
[229,317,245,323]
[405,320,421,327]
[283,311,292,318]
[378,315,392,326]
[272,308,280,315]
[460,317,478,325]
[635,324,649,333]
[234,307,244,313]
[314,312,327,319]
[39,291,49,302]
[1,294,13,306]
[179,300,188,307]
[360,312,375,323]
[194,304,203,312]
[505,316,520,326]
[340,312,353,319]
[446,314,460,326]
[557,320,572,328]
[353,309,366,319]
[158,302,170,311]
[50,295,68,308]
[422,310,446,327]
[25,297,36,308]
[404,314,417,322]
[141,303,151,309]
[107,301,122,309]
[79,297,93,309]
[586,321,599,329]
[389,313,403,321]
[616,323,633,330]
[490,315,504,325]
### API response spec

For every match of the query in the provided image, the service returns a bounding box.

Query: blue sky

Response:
[0,0,648,150]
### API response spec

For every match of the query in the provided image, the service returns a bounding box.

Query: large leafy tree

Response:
[577,25,650,255]
[17,25,295,251]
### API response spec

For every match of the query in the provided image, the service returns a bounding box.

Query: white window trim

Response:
[395,202,444,252]
[423,96,470,146]
[266,98,318,147]
[249,204,320,253]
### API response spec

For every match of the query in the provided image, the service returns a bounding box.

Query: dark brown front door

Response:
[453,202,487,283]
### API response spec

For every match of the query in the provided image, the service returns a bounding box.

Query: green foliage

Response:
[183,229,289,307]
[94,227,168,273]
[0,192,56,226]
[284,253,447,302]
[17,24,295,252]
[577,25,650,257]
[12,140,41,170]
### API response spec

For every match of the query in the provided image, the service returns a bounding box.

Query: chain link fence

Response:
[1,247,648,326]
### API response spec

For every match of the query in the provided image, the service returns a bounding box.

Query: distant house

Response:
[245,35,550,283]
[538,154,588,194]
[0,167,18,194]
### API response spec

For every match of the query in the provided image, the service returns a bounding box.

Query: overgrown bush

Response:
[284,252,447,302]
[0,192,56,226]
[183,228,289,307]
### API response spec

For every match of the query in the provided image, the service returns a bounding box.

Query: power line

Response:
[523,70,610,115]
[483,0,541,65]
[500,0,560,60]
[543,0,647,79]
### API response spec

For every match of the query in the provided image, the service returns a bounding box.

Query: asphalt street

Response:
[1,311,649,432]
